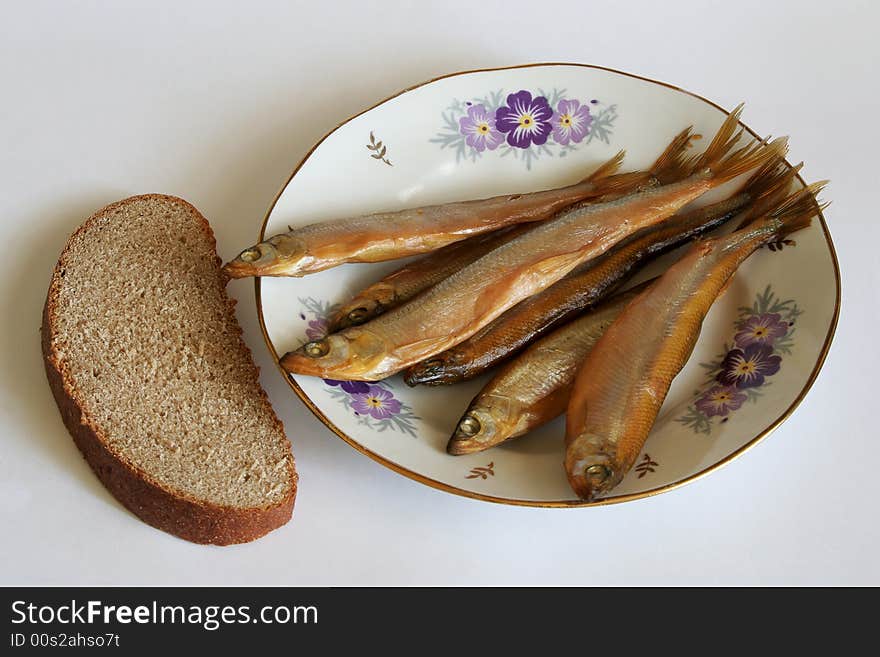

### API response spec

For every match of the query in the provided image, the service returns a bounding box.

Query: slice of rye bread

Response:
[42,194,297,545]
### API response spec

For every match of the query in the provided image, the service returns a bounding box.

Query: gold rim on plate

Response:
[254,62,842,507]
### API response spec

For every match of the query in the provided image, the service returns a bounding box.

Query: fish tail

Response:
[743,158,802,200]
[733,160,804,228]
[583,126,698,197]
[751,182,828,241]
[582,150,625,183]
[689,103,747,172]
[687,103,790,183]
[648,126,697,184]
[579,150,655,198]
[707,135,789,184]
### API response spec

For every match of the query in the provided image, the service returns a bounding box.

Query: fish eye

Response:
[348,308,370,324]
[585,464,612,484]
[303,339,330,358]
[457,415,481,436]
[239,247,261,262]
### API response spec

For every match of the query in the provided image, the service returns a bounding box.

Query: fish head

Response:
[279,328,390,380]
[223,233,308,278]
[331,300,383,332]
[447,395,524,455]
[330,283,397,332]
[403,349,471,386]
[564,432,624,501]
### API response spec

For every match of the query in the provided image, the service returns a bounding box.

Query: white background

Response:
[1,0,877,585]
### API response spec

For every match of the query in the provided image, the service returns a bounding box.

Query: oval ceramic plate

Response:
[256,64,840,506]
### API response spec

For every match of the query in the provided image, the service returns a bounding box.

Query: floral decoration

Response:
[350,385,403,420]
[458,103,505,152]
[465,462,495,480]
[324,379,370,394]
[694,385,748,418]
[366,131,392,166]
[551,98,593,146]
[431,88,617,169]
[677,285,802,435]
[716,343,782,389]
[734,313,790,348]
[494,90,554,148]
[634,454,659,479]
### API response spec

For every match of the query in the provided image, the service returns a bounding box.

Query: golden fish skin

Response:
[281,113,787,381]
[564,184,825,501]
[405,154,800,385]
[226,126,699,280]
[323,131,701,332]
[279,179,706,381]
[326,225,532,332]
[404,194,745,386]
[223,152,631,279]
[447,282,649,455]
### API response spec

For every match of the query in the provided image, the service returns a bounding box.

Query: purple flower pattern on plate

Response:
[324,379,370,394]
[351,386,403,420]
[494,90,554,148]
[431,88,617,169]
[297,296,420,437]
[306,318,328,341]
[551,98,592,146]
[734,313,789,348]
[717,344,782,389]
[677,285,802,435]
[458,103,505,152]
[694,385,748,418]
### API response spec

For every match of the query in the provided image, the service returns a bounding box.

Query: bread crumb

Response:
[48,196,295,508]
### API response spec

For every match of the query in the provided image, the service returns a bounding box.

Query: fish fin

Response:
[743,159,802,198]
[734,161,804,229]
[649,126,697,184]
[586,169,656,198]
[769,182,828,238]
[583,128,696,195]
[688,103,747,173]
[686,103,790,183]
[705,136,789,184]
[582,150,625,183]
[749,182,828,240]
[579,150,651,198]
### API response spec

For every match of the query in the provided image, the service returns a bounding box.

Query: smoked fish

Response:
[564,183,825,500]
[325,225,532,332]
[324,130,697,330]
[404,158,799,386]
[282,108,786,381]
[447,281,651,455]
[224,152,634,278]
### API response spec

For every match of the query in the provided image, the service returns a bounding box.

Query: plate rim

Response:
[253,62,842,508]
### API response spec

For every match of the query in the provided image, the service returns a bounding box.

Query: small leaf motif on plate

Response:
[676,285,802,435]
[466,462,495,480]
[367,131,392,166]
[634,454,659,479]
[430,89,617,170]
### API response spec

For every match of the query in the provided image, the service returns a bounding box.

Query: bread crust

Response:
[41,194,296,546]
